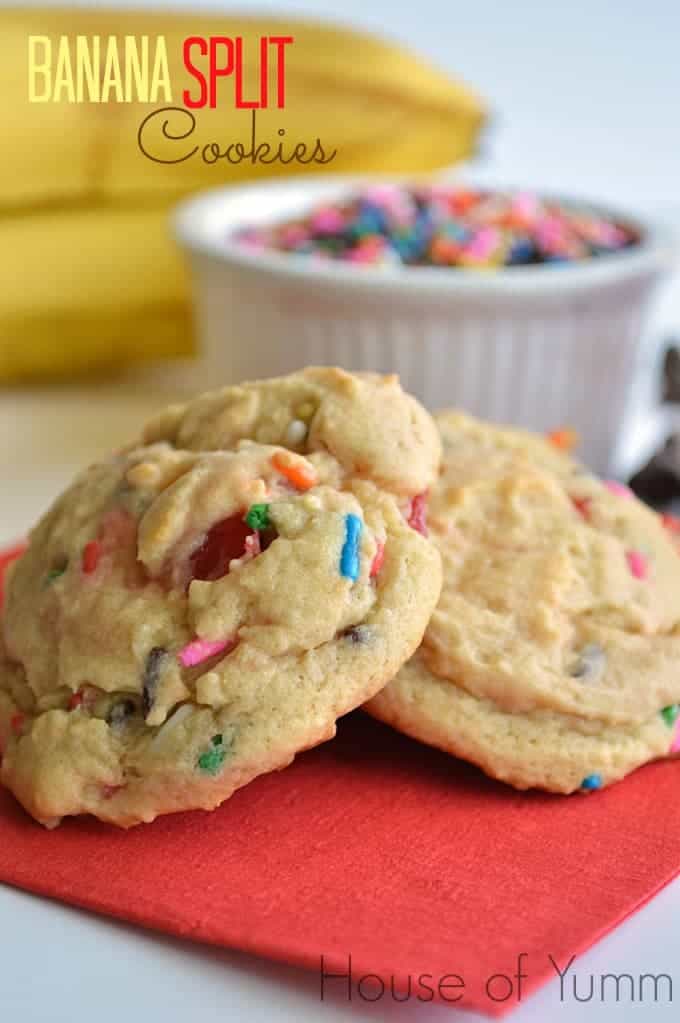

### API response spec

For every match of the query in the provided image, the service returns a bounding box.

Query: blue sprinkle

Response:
[580,773,603,791]
[340,514,363,582]
[508,238,535,264]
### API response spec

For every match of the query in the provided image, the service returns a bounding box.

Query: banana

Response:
[0,8,486,379]
[1,207,191,380]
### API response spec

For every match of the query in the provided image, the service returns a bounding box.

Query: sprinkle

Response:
[661,513,680,534]
[197,734,228,775]
[245,503,270,531]
[82,540,101,574]
[369,541,385,579]
[178,637,235,668]
[581,774,603,791]
[570,496,592,520]
[603,480,632,498]
[547,427,578,452]
[10,713,24,736]
[271,452,316,491]
[569,643,606,681]
[285,419,308,446]
[340,513,363,581]
[68,690,84,711]
[310,207,346,234]
[661,705,680,727]
[234,187,637,270]
[45,564,67,585]
[462,226,501,263]
[142,647,166,715]
[626,550,648,580]
[407,492,429,537]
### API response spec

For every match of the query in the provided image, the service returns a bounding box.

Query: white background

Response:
[3,1,680,1020]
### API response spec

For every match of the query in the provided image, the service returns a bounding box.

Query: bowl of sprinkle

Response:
[173,176,673,472]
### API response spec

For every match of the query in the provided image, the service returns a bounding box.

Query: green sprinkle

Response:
[45,565,67,585]
[245,503,270,530]
[197,734,228,775]
[661,705,680,727]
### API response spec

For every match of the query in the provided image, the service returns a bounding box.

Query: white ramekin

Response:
[173,176,673,474]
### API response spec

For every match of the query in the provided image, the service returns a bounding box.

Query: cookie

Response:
[0,370,442,827]
[366,411,680,793]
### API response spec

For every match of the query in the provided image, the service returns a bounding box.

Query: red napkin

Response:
[1,543,679,1017]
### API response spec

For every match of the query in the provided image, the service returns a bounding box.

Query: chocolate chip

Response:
[106,699,137,727]
[629,434,680,507]
[663,345,680,403]
[142,647,166,715]
[569,643,606,682]
[343,625,373,645]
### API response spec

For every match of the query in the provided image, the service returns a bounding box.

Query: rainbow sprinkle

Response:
[81,540,101,575]
[245,503,270,531]
[340,514,362,581]
[235,186,637,270]
[178,638,233,668]
[626,550,648,580]
[197,734,228,776]
[580,774,603,791]
[661,705,680,728]
[603,480,632,498]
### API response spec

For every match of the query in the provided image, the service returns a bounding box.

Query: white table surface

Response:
[4,0,680,1018]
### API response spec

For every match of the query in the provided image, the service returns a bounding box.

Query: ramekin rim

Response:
[172,175,675,298]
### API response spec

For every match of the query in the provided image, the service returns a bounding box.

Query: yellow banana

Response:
[0,7,486,379]
[1,208,190,380]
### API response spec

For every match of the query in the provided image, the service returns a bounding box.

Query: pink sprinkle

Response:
[511,192,539,223]
[464,227,500,261]
[604,480,632,499]
[626,550,648,580]
[347,242,384,264]
[279,225,308,248]
[671,723,680,755]
[310,208,346,234]
[363,184,404,207]
[535,216,564,251]
[178,638,233,668]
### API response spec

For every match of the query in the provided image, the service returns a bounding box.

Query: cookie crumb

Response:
[126,462,161,488]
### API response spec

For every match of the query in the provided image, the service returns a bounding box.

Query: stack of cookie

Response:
[1,369,679,828]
